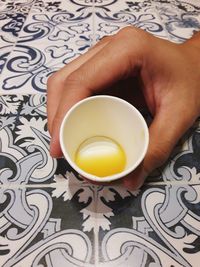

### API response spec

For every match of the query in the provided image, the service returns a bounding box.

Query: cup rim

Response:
[60,95,149,182]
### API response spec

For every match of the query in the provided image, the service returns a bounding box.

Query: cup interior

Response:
[60,95,149,182]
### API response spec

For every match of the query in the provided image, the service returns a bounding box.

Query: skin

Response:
[47,26,200,190]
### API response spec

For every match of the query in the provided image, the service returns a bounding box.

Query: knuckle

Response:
[91,35,113,49]
[65,71,82,85]
[47,72,58,90]
[100,35,113,42]
[115,26,150,53]
[116,26,143,39]
[64,71,89,92]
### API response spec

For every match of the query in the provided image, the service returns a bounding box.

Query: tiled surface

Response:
[153,0,200,42]
[0,0,93,93]
[0,1,200,266]
[92,0,169,42]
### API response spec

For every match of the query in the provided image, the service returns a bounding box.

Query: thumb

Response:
[123,103,196,190]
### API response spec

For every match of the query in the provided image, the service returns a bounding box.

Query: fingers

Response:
[47,26,200,191]
[47,37,112,157]
[123,98,197,190]
[47,37,111,134]
[49,27,150,157]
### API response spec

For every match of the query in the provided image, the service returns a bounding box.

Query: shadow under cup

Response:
[60,95,149,182]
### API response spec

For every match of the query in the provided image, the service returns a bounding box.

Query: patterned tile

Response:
[0,95,56,184]
[31,0,93,13]
[0,1,200,266]
[0,43,85,93]
[0,92,199,264]
[1,181,200,266]
[146,118,200,183]
[0,2,94,93]
[97,183,200,266]
[153,0,200,42]
[0,185,95,266]
[17,5,94,46]
[0,94,199,184]
[0,0,34,74]
[92,0,168,43]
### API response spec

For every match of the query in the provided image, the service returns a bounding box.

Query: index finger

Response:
[50,27,150,157]
[47,37,110,136]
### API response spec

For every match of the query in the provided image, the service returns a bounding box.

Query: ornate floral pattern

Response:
[0,0,35,71]
[0,1,200,266]
[1,0,200,93]
[93,0,165,40]
[153,0,200,42]
[0,95,200,266]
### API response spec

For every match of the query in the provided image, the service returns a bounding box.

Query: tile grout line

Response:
[145,180,200,186]
[0,0,37,79]
[94,208,99,267]
[91,2,100,266]
[93,184,103,267]
[91,0,97,47]
[0,180,199,189]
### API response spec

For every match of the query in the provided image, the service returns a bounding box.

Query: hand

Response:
[47,26,200,190]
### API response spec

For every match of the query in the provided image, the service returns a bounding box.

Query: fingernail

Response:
[49,137,63,158]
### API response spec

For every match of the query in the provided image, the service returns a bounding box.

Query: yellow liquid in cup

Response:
[75,136,126,177]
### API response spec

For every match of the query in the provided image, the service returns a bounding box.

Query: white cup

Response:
[60,95,149,182]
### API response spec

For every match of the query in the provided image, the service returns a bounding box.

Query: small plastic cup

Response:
[60,95,149,183]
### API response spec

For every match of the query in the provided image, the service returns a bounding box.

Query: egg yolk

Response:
[75,136,126,177]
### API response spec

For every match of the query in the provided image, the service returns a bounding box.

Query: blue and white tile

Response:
[97,183,200,266]
[153,0,200,43]
[17,5,94,45]
[0,0,34,74]
[15,10,93,59]
[24,0,94,47]
[0,0,34,14]
[31,0,93,13]
[0,95,199,185]
[1,178,200,266]
[146,117,200,183]
[0,41,87,94]
[0,95,92,186]
[0,184,95,266]
[0,1,200,266]
[0,95,200,266]
[92,0,168,43]
[0,95,56,185]
[0,3,94,93]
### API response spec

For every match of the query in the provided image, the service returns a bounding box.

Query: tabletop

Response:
[0,1,200,266]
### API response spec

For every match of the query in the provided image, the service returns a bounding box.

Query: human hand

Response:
[47,27,200,190]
